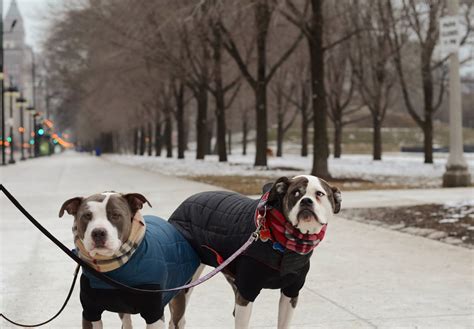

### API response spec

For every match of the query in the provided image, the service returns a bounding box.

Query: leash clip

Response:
[256,206,272,242]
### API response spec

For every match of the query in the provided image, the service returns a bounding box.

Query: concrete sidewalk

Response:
[1,152,473,328]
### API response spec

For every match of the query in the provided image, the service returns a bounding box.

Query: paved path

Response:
[1,152,473,328]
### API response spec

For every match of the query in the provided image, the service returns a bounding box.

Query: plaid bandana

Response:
[73,212,146,272]
[255,192,327,255]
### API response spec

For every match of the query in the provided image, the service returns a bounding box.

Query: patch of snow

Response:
[103,151,474,187]
[427,231,448,240]
[439,218,459,224]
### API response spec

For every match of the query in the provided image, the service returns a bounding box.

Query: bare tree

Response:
[219,0,303,166]
[279,0,359,178]
[387,0,472,163]
[352,0,396,160]
[271,68,298,157]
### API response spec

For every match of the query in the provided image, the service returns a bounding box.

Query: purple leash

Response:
[0,184,262,327]
[164,230,260,291]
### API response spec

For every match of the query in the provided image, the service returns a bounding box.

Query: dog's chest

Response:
[244,240,312,275]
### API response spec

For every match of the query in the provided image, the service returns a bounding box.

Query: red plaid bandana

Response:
[255,192,327,255]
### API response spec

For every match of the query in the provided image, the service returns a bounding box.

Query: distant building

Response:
[4,0,36,149]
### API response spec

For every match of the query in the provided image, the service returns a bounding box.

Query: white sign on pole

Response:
[440,16,460,55]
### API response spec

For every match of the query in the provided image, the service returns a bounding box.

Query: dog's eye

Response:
[109,212,121,220]
[316,191,325,197]
[294,190,300,197]
[82,213,92,221]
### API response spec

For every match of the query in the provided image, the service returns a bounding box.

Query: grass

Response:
[187,175,418,195]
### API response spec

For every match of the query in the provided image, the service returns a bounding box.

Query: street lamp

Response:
[26,105,35,158]
[6,85,19,164]
[16,94,27,161]
[1,2,18,165]
[33,112,41,157]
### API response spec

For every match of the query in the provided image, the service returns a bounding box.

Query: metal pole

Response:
[29,111,33,158]
[442,0,471,187]
[8,91,15,164]
[33,114,38,157]
[19,100,25,160]
[31,49,36,113]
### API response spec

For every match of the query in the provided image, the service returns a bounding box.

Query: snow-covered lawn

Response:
[104,151,474,187]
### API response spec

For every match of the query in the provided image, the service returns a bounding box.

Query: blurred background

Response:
[1,0,473,193]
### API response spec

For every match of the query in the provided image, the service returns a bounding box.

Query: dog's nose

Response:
[91,228,107,246]
[300,198,314,206]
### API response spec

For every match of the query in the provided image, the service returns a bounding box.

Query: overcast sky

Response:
[3,0,65,50]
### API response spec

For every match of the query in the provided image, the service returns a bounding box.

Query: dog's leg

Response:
[82,318,93,329]
[118,313,133,329]
[146,316,165,329]
[234,291,253,329]
[277,293,298,329]
[169,264,205,329]
[91,320,103,329]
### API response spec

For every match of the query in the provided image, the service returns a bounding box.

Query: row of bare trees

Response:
[43,0,472,178]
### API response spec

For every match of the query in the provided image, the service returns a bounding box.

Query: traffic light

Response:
[7,136,12,143]
[38,128,45,136]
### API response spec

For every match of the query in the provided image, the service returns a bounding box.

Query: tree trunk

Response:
[195,88,208,160]
[165,114,173,158]
[176,82,186,159]
[155,122,162,157]
[301,89,309,157]
[147,122,153,156]
[139,126,146,156]
[227,129,232,155]
[334,121,342,158]
[184,117,189,151]
[206,120,214,155]
[423,114,433,164]
[421,59,434,164]
[212,22,227,162]
[242,115,248,156]
[254,1,270,167]
[133,128,138,155]
[372,116,382,160]
[277,114,283,157]
[309,0,330,178]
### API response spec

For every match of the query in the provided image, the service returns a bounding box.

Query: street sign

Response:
[440,15,460,55]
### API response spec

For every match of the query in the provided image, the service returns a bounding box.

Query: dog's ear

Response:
[267,176,290,204]
[262,181,274,194]
[331,186,342,214]
[122,193,152,214]
[59,197,83,218]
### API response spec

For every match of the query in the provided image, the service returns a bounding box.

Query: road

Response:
[1,152,473,328]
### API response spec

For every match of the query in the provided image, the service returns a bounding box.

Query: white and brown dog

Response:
[169,175,341,328]
[59,192,201,329]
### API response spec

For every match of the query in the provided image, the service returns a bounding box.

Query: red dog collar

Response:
[255,192,327,255]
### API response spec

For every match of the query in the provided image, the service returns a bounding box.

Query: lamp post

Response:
[33,112,40,157]
[442,0,471,187]
[7,85,18,164]
[26,105,35,158]
[16,94,27,161]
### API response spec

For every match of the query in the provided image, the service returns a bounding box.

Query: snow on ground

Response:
[104,151,474,187]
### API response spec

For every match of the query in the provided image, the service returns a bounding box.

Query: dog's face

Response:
[59,192,151,257]
[267,175,341,234]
